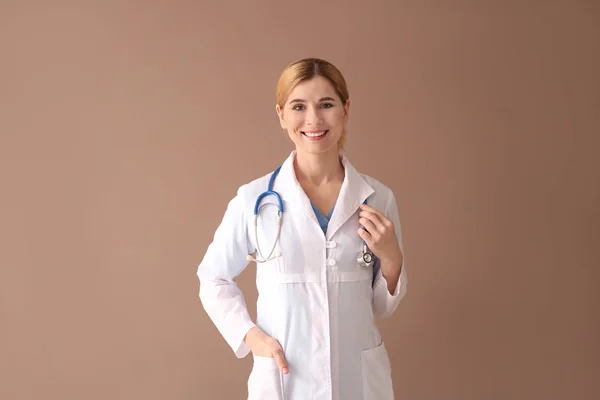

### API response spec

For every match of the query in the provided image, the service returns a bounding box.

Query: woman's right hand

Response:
[244,326,289,375]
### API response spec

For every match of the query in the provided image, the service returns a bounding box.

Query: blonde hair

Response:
[276,58,350,151]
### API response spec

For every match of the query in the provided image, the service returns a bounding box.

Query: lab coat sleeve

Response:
[196,185,256,358]
[372,189,408,318]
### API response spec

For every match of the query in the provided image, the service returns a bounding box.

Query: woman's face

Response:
[276,75,349,156]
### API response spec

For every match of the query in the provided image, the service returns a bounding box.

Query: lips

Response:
[301,130,329,138]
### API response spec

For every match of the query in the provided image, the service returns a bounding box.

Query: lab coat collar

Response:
[273,150,374,239]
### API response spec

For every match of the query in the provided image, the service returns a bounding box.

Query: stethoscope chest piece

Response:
[357,245,374,268]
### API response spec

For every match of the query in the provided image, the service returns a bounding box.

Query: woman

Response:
[197,58,408,400]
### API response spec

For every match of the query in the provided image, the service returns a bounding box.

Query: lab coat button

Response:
[327,259,336,266]
[325,241,337,248]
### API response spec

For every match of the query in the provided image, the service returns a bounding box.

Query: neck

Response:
[293,148,345,186]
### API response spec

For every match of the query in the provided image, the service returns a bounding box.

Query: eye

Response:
[292,104,305,111]
[320,103,334,109]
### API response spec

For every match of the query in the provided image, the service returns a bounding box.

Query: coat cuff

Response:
[373,260,407,316]
[231,320,257,358]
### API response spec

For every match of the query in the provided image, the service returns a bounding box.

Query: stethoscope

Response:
[247,165,374,268]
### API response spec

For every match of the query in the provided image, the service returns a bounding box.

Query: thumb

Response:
[273,347,289,375]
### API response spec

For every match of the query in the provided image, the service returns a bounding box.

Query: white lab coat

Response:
[197,150,408,400]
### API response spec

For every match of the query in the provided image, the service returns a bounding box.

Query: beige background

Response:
[1,1,599,399]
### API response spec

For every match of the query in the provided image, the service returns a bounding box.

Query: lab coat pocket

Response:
[361,341,394,400]
[247,355,283,400]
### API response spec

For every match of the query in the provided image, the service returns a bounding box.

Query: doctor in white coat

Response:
[197,58,408,399]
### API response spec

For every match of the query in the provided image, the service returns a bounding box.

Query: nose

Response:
[305,106,323,126]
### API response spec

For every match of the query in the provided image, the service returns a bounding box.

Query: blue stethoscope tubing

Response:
[249,166,284,263]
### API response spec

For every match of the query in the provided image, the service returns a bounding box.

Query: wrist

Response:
[379,252,403,271]
[244,326,260,345]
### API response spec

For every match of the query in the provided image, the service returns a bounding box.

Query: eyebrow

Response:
[288,97,336,104]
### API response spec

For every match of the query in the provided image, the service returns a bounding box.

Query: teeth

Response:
[303,130,327,137]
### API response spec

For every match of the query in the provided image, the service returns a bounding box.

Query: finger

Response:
[273,348,289,375]
[360,204,389,223]
[358,227,373,248]
[359,210,386,232]
[360,203,383,215]
[361,205,394,230]
[359,217,380,239]
[360,204,391,223]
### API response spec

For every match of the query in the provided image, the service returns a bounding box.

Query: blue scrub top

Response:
[310,201,335,234]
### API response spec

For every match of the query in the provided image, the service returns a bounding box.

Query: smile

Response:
[301,130,329,138]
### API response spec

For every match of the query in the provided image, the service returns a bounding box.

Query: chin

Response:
[290,131,342,155]
[298,144,340,156]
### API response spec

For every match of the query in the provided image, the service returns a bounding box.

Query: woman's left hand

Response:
[357,203,403,269]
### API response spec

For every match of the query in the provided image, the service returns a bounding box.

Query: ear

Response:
[343,98,350,124]
[276,104,286,129]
